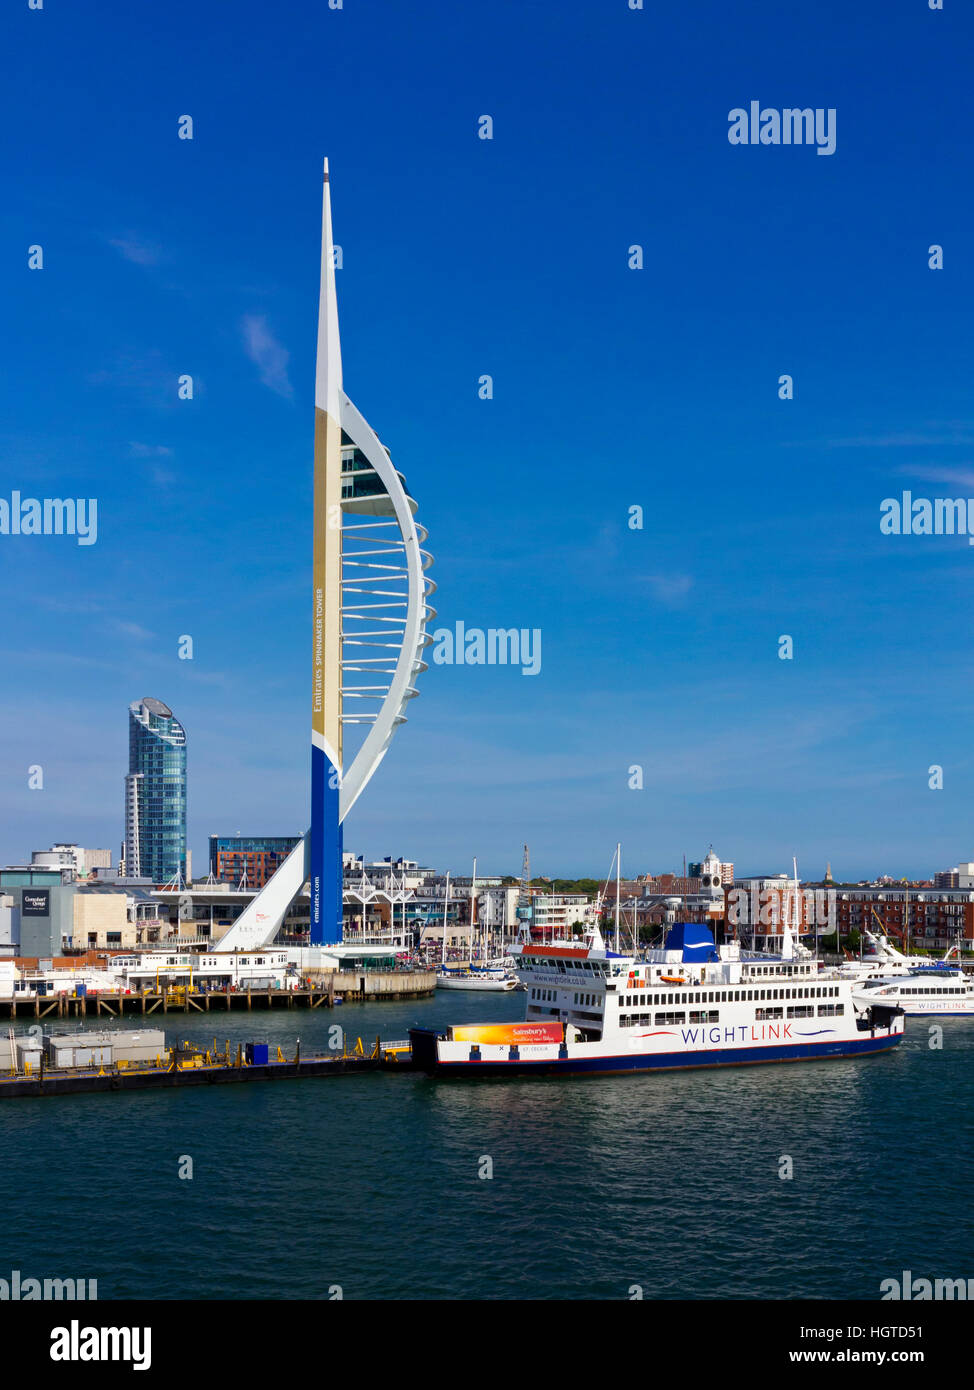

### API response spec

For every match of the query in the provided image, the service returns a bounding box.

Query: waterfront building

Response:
[125,698,187,884]
[31,844,111,877]
[527,894,594,940]
[0,894,16,954]
[71,885,137,951]
[0,868,75,956]
[475,886,521,933]
[208,836,302,888]
[832,887,974,953]
[688,851,734,886]
[725,875,822,953]
[935,860,974,889]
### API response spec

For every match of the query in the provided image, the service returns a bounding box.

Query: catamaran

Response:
[410,921,904,1076]
[851,966,974,1017]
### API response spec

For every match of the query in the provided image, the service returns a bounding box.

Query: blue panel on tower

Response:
[310,743,342,945]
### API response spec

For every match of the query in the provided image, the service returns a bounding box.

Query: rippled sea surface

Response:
[3,993,973,1300]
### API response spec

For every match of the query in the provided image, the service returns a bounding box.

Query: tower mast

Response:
[310,157,344,945]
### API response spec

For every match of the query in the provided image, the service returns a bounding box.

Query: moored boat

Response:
[851,967,974,1017]
[436,966,518,992]
[411,923,904,1076]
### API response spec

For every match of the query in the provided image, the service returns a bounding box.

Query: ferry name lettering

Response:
[681,1023,792,1046]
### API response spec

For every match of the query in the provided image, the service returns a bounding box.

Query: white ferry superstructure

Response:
[409,924,904,1076]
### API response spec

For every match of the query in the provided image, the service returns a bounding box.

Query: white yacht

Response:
[835,929,958,983]
[435,965,518,992]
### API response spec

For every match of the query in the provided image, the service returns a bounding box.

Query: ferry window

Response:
[787,1005,814,1018]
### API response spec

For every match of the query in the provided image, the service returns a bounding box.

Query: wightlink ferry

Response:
[409,924,904,1076]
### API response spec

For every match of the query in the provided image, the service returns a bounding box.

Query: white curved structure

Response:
[218,161,433,953]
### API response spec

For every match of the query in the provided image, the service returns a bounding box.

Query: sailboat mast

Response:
[471,856,477,961]
[441,871,450,965]
[793,855,800,954]
[615,842,621,955]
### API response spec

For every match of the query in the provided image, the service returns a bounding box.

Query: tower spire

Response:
[309,156,345,943]
[316,158,342,420]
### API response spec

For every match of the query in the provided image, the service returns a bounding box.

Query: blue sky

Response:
[1,0,973,882]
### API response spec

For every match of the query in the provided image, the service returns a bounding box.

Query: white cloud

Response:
[128,442,173,458]
[241,315,294,400]
[894,464,974,489]
[109,236,162,267]
[644,573,693,604]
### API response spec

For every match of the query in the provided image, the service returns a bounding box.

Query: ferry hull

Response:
[409,1028,903,1077]
[435,977,517,992]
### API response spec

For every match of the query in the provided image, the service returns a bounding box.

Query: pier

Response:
[0,1034,414,1100]
[0,970,436,1020]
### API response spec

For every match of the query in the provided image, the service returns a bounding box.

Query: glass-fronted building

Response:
[126,697,187,884]
[208,836,302,888]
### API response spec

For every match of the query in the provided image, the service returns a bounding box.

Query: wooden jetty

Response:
[0,970,436,1021]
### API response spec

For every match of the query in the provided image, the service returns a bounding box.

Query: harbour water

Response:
[2,992,972,1300]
